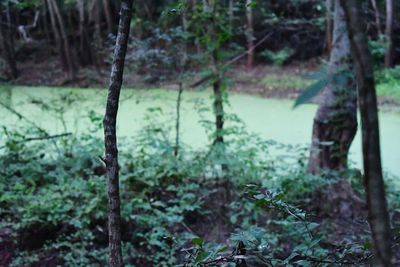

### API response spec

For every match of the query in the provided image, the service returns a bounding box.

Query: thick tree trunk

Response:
[0,8,18,79]
[103,0,133,266]
[246,0,254,68]
[307,0,357,175]
[341,0,393,265]
[384,0,394,68]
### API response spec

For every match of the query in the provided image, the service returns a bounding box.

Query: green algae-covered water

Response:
[1,86,399,177]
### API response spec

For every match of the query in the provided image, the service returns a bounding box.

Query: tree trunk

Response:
[246,0,254,68]
[371,0,383,36]
[103,0,134,266]
[325,0,334,54]
[206,0,224,145]
[384,0,394,68]
[77,0,94,66]
[174,83,183,157]
[46,0,67,71]
[102,0,113,33]
[229,0,234,28]
[341,0,393,265]
[307,0,357,175]
[48,0,76,80]
[0,7,18,79]
[94,0,102,43]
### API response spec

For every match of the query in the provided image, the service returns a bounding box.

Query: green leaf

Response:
[293,78,328,108]
[192,237,204,246]
[246,1,257,7]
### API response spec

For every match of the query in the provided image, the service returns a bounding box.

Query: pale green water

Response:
[1,86,399,177]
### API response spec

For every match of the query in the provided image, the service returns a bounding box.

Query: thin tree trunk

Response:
[325,0,334,54]
[103,0,133,266]
[371,0,383,36]
[206,0,224,145]
[246,0,254,68]
[42,3,51,43]
[48,0,75,80]
[94,0,102,42]
[102,0,113,33]
[77,0,94,66]
[174,83,183,157]
[46,0,67,71]
[307,0,357,174]
[384,0,394,68]
[0,7,18,79]
[229,0,234,28]
[341,0,393,265]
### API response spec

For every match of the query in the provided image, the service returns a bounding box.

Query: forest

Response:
[0,0,400,266]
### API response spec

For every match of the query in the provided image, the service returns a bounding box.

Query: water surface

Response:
[1,86,399,177]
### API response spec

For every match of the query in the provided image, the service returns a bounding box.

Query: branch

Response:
[188,32,274,88]
[0,133,72,150]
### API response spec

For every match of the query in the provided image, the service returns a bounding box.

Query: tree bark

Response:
[46,0,65,71]
[325,0,334,54]
[307,0,357,175]
[102,0,113,33]
[77,0,94,66]
[0,7,18,79]
[341,0,392,265]
[229,0,234,27]
[103,0,134,266]
[246,0,254,68]
[384,0,394,68]
[206,0,224,145]
[174,83,183,157]
[48,0,76,80]
[371,0,383,36]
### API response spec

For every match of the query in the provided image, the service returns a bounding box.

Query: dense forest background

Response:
[1,0,400,266]
[1,0,399,86]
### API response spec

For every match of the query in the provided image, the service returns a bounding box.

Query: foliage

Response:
[260,47,295,66]
[1,95,391,265]
[375,66,400,102]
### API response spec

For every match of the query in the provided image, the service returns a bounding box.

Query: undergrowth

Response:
[1,97,399,266]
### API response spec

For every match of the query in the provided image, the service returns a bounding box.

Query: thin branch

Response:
[189,32,274,88]
[0,133,72,150]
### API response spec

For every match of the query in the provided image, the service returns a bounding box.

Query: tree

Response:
[341,0,393,265]
[325,0,334,54]
[246,0,254,68]
[46,0,76,80]
[307,0,357,175]
[102,0,113,33]
[0,3,18,79]
[103,0,134,266]
[371,0,383,36]
[384,0,394,68]
[77,0,95,66]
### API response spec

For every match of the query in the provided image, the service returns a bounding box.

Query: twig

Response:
[0,133,72,150]
[189,32,274,88]
[0,100,48,134]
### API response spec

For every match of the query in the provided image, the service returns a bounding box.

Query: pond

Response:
[1,86,399,178]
